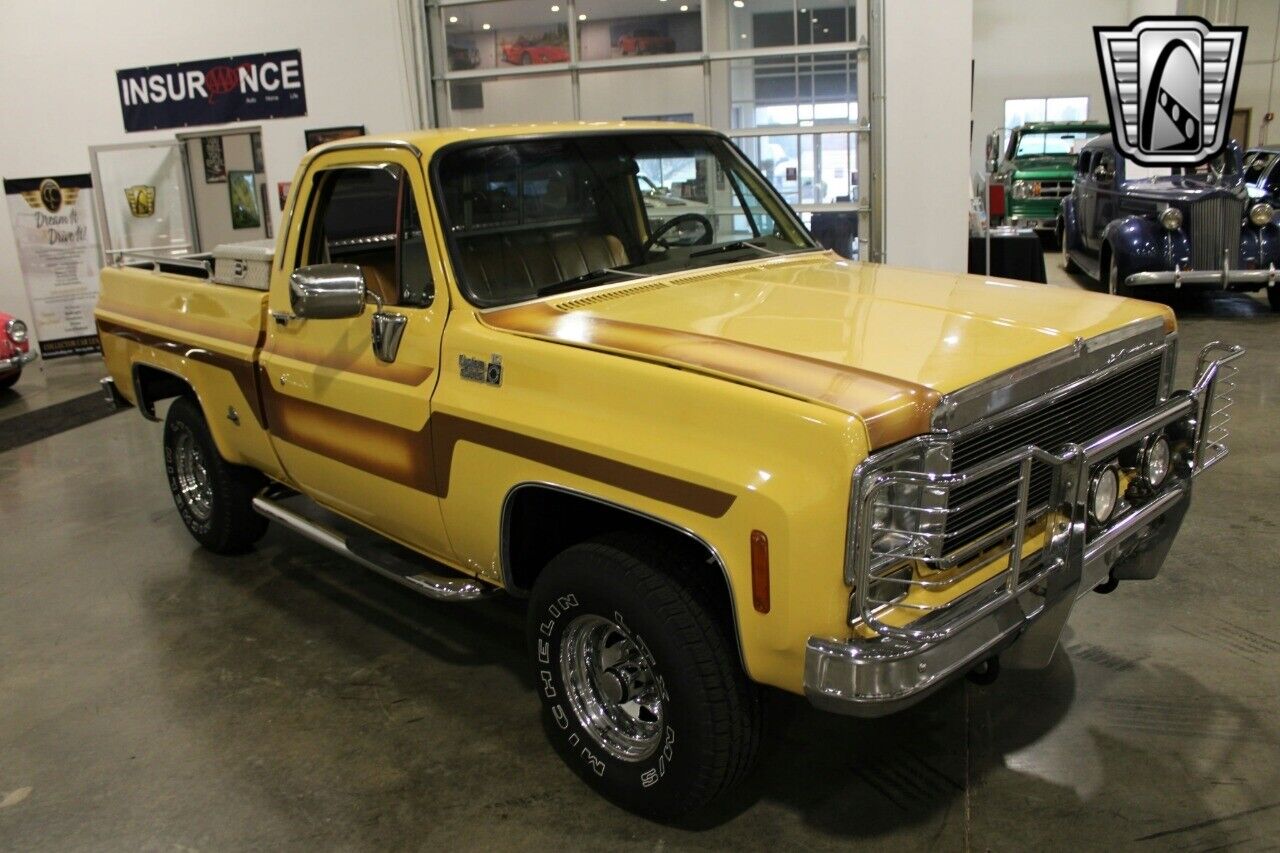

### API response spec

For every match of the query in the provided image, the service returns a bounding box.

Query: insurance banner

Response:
[3,174,103,357]
[116,50,307,132]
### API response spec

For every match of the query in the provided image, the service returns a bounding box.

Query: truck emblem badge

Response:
[1095,16,1246,167]
[459,353,503,386]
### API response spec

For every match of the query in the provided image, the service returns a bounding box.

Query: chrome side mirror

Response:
[371,311,407,363]
[289,263,366,319]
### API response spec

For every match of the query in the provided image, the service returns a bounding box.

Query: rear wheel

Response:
[527,533,760,819]
[163,396,268,554]
[520,52,533,65]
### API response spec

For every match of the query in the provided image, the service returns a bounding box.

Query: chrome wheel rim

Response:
[560,614,664,762]
[173,427,213,521]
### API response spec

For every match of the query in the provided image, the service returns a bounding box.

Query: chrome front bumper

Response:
[0,350,36,371]
[1127,264,1279,289]
[805,342,1242,717]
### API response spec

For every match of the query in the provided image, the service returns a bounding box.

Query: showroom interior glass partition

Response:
[426,0,872,258]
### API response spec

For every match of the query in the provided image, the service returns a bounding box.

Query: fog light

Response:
[1090,464,1119,523]
[1250,202,1274,227]
[1143,435,1171,488]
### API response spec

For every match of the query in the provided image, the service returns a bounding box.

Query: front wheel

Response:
[163,396,268,553]
[1106,254,1133,298]
[528,534,760,819]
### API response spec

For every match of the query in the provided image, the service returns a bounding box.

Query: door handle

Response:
[270,310,296,326]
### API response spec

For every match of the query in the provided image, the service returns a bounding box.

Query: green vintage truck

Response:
[987,120,1108,240]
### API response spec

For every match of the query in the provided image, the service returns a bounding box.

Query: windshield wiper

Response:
[689,240,781,259]
[535,267,646,297]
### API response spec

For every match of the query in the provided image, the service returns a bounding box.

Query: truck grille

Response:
[1037,180,1073,199]
[1189,196,1243,271]
[941,354,1164,554]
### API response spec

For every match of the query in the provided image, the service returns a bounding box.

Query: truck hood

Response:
[1009,156,1075,179]
[480,253,1173,448]
[1119,176,1247,203]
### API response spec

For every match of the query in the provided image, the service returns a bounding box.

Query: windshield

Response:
[435,132,816,306]
[1013,130,1098,158]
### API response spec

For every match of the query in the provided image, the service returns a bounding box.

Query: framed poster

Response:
[251,132,265,173]
[305,125,365,150]
[227,170,260,229]
[201,136,226,182]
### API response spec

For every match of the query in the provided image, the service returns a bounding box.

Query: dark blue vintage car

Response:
[1060,134,1280,310]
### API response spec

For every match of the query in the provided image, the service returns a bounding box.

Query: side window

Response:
[302,164,433,307]
[1077,151,1093,176]
[1095,151,1117,182]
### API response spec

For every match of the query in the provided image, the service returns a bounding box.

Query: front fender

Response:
[1060,196,1081,252]
[1242,222,1280,269]
[1102,216,1190,276]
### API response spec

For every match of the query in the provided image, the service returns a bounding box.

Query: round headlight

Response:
[1090,465,1120,524]
[5,318,26,343]
[1159,207,1183,231]
[1250,202,1274,227]
[1011,180,1032,199]
[1143,435,1171,488]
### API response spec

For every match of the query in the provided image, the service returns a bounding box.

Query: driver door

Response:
[259,146,453,558]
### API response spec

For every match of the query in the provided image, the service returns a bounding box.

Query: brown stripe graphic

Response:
[97,319,266,428]
[267,332,437,386]
[480,302,941,449]
[98,318,735,517]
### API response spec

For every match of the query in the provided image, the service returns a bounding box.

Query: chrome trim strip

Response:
[1127,266,1279,287]
[498,481,748,673]
[930,316,1167,432]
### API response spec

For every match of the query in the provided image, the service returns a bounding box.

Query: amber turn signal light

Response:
[751,530,770,614]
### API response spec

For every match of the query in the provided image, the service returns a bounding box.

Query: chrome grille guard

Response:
[844,341,1243,645]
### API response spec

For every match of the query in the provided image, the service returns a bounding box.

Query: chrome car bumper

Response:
[1127,263,1279,289]
[805,342,1242,717]
[0,349,36,371]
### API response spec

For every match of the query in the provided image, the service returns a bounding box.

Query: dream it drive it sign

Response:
[116,50,307,132]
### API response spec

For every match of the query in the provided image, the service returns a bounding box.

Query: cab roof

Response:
[308,121,718,161]
[1014,121,1110,133]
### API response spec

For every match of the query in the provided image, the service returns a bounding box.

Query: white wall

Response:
[0,0,418,322]
[970,0,1179,178]
[882,0,974,272]
[1185,0,1280,147]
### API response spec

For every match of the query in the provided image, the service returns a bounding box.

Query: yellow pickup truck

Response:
[96,122,1242,817]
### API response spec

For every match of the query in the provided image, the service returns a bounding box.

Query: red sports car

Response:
[502,39,569,65]
[0,312,35,389]
[617,29,676,55]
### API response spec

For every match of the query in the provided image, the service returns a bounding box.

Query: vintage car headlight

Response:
[5,318,27,343]
[1249,202,1274,227]
[1158,207,1183,231]
[1142,435,1172,488]
[1011,179,1036,200]
[1089,464,1120,524]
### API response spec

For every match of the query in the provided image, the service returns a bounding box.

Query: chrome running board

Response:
[252,491,494,602]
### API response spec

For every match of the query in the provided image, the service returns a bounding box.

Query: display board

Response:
[3,174,102,357]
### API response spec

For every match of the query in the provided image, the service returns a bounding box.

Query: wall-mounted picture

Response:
[610,20,676,56]
[251,132,265,173]
[447,36,481,71]
[201,136,226,182]
[227,170,261,229]
[304,125,366,150]
[277,181,292,211]
[499,25,569,65]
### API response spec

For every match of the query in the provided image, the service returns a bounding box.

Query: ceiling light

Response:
[482,22,491,29]
[733,0,745,6]
[822,27,829,32]
[578,12,587,19]
[448,15,458,23]
[799,6,806,11]
[740,32,747,38]
[551,3,559,9]
[680,3,688,8]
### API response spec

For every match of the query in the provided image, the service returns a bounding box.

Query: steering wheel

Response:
[642,213,714,255]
